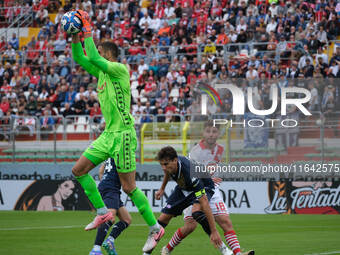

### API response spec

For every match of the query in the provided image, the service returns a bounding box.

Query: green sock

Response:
[75,174,105,209]
[129,187,157,226]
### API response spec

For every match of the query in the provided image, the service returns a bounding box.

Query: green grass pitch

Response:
[0,211,339,255]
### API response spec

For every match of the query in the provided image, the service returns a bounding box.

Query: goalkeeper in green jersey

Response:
[71,10,164,253]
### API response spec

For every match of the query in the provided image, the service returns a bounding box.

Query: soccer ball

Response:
[61,11,82,34]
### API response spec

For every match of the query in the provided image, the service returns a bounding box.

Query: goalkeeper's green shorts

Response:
[83,128,137,173]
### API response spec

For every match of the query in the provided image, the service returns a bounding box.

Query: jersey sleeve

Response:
[72,42,99,78]
[84,37,129,78]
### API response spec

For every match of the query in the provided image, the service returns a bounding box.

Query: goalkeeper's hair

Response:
[156,146,178,161]
[100,41,119,59]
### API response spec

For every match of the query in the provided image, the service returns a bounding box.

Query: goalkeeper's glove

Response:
[75,10,92,36]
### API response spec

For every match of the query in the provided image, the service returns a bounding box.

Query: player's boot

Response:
[89,249,103,255]
[161,246,171,255]
[85,212,113,231]
[219,243,233,255]
[241,250,255,255]
[220,246,233,255]
[102,236,118,255]
[142,226,165,253]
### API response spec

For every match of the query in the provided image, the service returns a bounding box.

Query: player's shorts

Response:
[183,188,229,220]
[161,185,214,217]
[100,189,124,210]
[83,128,137,173]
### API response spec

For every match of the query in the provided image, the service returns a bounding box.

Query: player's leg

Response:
[103,206,131,255]
[161,209,198,255]
[216,215,254,255]
[90,209,116,255]
[118,171,159,229]
[72,149,112,230]
[145,185,191,254]
[114,129,164,252]
[144,213,173,255]
[191,191,232,255]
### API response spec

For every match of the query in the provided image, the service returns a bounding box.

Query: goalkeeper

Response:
[70,10,164,253]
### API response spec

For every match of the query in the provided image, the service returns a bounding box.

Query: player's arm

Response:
[71,34,99,78]
[155,171,170,200]
[83,35,128,78]
[197,192,222,248]
[98,163,105,180]
[76,10,128,77]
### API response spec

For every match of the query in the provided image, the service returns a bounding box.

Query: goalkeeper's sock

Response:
[192,211,211,235]
[95,221,113,246]
[109,221,129,239]
[224,230,241,255]
[128,187,157,227]
[75,173,106,210]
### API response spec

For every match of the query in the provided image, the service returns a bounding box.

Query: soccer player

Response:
[144,146,223,255]
[160,121,254,255]
[90,158,131,255]
[70,10,163,253]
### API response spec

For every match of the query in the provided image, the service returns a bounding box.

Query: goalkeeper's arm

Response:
[71,34,99,78]
[76,10,128,78]
[83,35,128,78]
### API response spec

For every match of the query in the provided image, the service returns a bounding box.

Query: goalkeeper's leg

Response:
[72,155,112,231]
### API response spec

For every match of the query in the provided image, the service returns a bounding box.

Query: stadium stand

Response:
[0,0,340,162]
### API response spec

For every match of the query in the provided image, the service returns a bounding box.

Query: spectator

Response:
[90,102,102,123]
[0,97,10,114]
[40,109,55,140]
[8,33,19,50]
[25,95,38,115]
[64,85,76,105]
[35,5,49,26]
[53,34,67,56]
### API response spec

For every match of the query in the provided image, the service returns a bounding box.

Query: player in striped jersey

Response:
[161,121,254,255]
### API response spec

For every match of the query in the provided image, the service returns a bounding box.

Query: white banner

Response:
[0,181,267,214]
[1,181,339,214]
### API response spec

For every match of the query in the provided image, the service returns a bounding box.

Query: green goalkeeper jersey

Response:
[72,37,134,131]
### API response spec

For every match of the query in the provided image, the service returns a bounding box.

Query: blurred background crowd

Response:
[0,0,339,129]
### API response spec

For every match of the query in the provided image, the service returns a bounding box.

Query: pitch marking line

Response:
[304,251,340,255]
[0,224,146,231]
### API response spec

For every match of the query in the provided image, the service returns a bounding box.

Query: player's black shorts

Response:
[100,189,123,210]
[161,185,214,216]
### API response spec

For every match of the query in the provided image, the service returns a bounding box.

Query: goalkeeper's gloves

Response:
[75,10,92,36]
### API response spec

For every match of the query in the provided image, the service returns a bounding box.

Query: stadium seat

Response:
[56,125,64,133]
[66,125,75,133]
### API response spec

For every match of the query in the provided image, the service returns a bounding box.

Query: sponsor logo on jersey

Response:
[97,81,107,91]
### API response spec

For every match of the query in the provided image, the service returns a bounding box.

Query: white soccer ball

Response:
[61,11,82,34]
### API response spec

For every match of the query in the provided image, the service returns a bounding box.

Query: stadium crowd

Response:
[0,0,340,133]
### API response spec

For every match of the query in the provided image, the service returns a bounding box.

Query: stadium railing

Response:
[0,6,33,40]
[1,111,340,163]
[2,40,319,70]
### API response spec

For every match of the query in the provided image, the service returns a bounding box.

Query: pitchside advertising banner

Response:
[0,180,339,214]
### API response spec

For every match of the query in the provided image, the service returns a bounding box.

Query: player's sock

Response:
[192,211,211,235]
[224,230,241,255]
[75,173,106,210]
[109,221,129,239]
[95,221,113,246]
[128,187,157,227]
[166,228,184,252]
